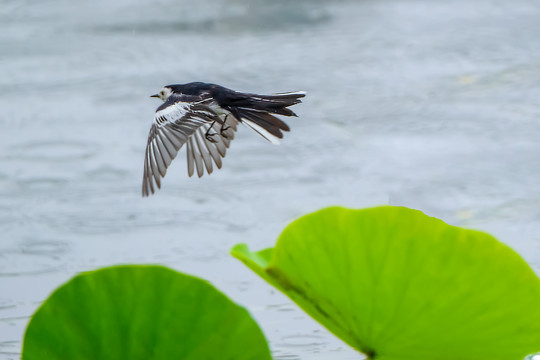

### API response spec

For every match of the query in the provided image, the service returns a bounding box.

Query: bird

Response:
[142,82,305,196]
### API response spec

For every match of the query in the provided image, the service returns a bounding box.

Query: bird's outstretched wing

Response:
[142,95,237,196]
[185,114,238,178]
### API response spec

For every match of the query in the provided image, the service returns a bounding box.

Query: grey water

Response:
[1,0,540,358]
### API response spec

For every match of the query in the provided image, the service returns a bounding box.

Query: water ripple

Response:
[91,1,330,35]
[7,141,98,162]
[0,250,64,277]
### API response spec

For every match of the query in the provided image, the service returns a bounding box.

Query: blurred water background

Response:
[1,0,540,358]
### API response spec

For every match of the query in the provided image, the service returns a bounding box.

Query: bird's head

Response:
[150,86,173,101]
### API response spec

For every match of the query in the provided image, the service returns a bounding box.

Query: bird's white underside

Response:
[154,97,281,144]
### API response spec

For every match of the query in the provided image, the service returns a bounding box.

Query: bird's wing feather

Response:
[142,95,220,196]
[185,114,239,179]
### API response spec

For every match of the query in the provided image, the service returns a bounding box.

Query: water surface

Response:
[1,0,540,358]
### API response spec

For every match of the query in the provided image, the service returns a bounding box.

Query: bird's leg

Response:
[220,115,232,139]
[205,121,218,143]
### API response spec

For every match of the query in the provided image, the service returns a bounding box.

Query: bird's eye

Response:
[160,91,164,96]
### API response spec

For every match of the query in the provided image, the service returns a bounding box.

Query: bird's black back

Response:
[166,82,217,96]
[165,82,304,116]
[166,82,245,106]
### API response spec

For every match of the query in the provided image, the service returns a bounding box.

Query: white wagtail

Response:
[142,82,305,196]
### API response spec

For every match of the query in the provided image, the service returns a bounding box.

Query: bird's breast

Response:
[208,103,230,117]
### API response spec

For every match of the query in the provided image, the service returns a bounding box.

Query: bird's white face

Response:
[156,87,173,101]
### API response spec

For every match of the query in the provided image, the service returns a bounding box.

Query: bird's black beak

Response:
[150,94,160,98]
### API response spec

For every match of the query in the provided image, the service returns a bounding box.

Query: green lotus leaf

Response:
[232,206,540,360]
[22,265,271,360]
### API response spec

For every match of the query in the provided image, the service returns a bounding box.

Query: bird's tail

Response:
[227,91,306,144]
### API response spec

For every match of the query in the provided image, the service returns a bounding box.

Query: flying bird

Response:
[142,82,305,196]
